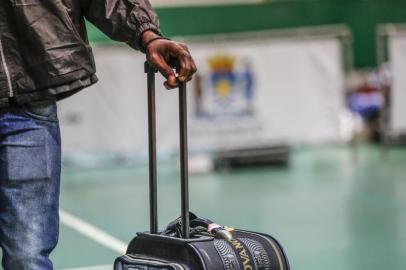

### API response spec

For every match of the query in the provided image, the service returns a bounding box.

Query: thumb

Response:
[148,54,177,89]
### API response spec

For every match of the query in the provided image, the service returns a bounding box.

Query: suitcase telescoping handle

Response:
[145,61,190,239]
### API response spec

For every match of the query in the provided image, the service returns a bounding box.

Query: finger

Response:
[177,53,191,82]
[165,73,178,89]
[179,44,197,76]
[179,55,198,82]
[164,81,177,90]
[148,53,177,89]
[180,43,192,55]
[190,57,198,75]
[182,56,198,81]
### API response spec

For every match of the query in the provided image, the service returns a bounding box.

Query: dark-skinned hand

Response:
[142,30,197,89]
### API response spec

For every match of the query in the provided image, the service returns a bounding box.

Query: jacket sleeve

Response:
[81,0,161,51]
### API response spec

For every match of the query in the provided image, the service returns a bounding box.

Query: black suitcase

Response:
[114,62,290,270]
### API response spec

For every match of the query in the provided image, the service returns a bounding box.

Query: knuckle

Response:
[180,52,190,59]
[175,42,187,50]
[172,42,181,48]
[148,53,159,61]
[177,45,186,52]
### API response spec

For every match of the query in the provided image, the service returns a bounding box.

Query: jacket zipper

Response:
[0,37,13,97]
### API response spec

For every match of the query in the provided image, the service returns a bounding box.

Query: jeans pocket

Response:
[1,143,51,182]
[21,99,58,122]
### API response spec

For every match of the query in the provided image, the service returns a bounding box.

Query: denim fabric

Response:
[0,99,61,270]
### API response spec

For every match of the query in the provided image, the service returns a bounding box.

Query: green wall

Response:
[87,0,406,68]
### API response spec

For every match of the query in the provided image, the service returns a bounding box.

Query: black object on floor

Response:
[114,61,290,270]
[214,145,291,170]
[383,133,406,147]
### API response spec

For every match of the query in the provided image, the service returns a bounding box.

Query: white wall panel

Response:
[59,35,347,157]
[389,36,406,134]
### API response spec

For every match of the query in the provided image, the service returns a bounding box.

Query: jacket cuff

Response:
[128,22,161,52]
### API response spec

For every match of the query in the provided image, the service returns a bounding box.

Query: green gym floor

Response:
[52,145,406,270]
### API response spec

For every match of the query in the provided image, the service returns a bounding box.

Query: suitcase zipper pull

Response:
[208,223,233,241]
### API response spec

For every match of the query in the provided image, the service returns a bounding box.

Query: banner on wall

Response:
[59,34,348,157]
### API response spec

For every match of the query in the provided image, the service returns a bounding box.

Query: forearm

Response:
[81,0,160,50]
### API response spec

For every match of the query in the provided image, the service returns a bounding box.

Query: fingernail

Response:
[179,76,186,82]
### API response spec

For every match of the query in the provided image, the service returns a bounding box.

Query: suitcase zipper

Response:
[121,254,186,270]
[0,37,13,98]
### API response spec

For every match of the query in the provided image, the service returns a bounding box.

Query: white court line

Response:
[59,209,127,254]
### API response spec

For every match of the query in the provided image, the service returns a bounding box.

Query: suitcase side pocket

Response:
[114,254,188,270]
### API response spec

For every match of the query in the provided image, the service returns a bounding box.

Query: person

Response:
[0,0,197,269]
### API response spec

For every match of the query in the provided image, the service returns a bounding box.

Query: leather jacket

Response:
[0,0,160,108]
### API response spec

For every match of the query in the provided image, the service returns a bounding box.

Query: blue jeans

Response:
[0,99,61,270]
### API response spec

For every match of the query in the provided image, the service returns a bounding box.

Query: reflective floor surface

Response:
[52,145,406,270]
